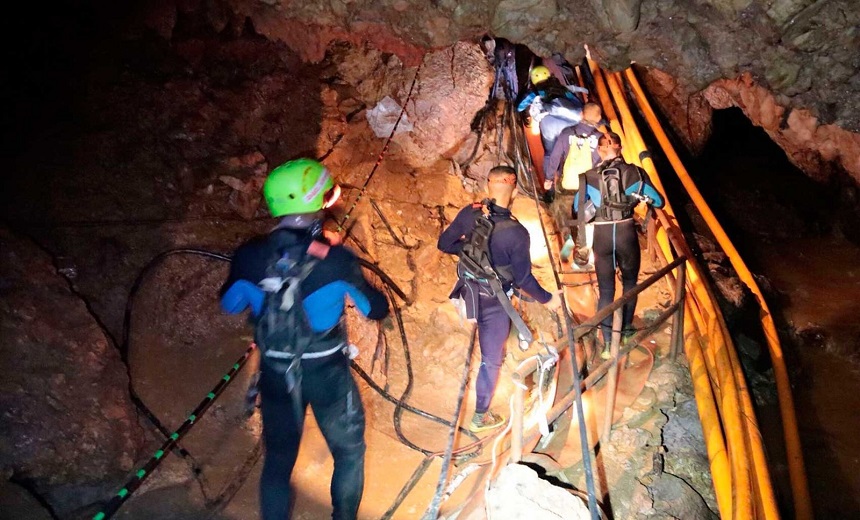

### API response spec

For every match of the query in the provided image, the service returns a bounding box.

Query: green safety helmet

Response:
[530,65,551,85]
[263,158,340,217]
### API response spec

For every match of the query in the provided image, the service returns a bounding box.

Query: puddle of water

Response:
[751,235,860,517]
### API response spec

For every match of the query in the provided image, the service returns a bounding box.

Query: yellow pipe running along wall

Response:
[605,69,782,519]
[622,67,811,520]
[579,56,799,519]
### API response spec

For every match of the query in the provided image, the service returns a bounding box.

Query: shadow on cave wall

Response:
[1,0,325,337]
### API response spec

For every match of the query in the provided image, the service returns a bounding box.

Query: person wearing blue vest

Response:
[517,65,589,175]
[220,158,389,520]
[438,166,561,432]
[573,133,664,357]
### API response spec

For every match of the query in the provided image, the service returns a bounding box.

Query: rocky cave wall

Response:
[0,18,493,515]
[135,0,860,186]
[0,230,145,517]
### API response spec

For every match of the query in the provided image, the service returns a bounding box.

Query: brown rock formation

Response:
[123,0,860,188]
[0,228,144,515]
[704,73,860,184]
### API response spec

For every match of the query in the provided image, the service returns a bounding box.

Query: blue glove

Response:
[221,280,265,317]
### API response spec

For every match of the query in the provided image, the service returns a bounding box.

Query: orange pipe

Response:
[590,60,745,517]
[586,60,636,165]
[651,240,734,518]
[604,68,782,518]
[625,67,811,520]
[574,66,588,103]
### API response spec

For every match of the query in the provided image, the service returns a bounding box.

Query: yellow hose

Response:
[606,67,784,519]
[624,67,811,520]
[651,244,734,518]
[588,58,747,517]
[586,60,636,165]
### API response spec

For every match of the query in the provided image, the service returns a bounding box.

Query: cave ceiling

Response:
[198,0,860,133]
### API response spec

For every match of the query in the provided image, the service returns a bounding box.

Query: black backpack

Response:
[254,241,320,380]
[598,160,643,221]
[456,200,534,343]
[457,200,517,285]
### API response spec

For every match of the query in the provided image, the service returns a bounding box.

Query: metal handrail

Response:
[509,255,686,460]
[596,62,761,519]
[501,58,789,520]
[622,67,807,519]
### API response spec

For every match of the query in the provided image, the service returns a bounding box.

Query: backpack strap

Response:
[456,201,534,343]
[598,159,640,219]
[256,239,330,363]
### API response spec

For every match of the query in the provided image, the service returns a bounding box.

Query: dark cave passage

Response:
[693,108,844,245]
[686,107,860,519]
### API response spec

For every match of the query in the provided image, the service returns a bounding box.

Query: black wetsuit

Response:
[221,225,388,520]
[574,159,664,342]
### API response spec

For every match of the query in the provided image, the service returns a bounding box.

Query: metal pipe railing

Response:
[600,69,763,519]
[508,256,686,462]
[603,67,760,518]
[502,58,791,520]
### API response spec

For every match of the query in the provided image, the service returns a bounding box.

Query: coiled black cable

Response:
[120,246,485,516]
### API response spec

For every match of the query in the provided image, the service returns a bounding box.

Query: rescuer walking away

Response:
[438,165,561,432]
[220,158,389,520]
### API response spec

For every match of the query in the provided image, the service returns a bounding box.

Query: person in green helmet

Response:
[220,158,389,520]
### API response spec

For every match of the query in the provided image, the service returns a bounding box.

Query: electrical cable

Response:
[120,248,231,468]
[507,98,601,520]
[338,64,422,233]
[115,245,485,519]
[421,324,478,519]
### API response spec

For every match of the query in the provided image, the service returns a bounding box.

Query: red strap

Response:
[307,240,330,259]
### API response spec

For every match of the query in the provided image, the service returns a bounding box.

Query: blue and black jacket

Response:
[221,226,389,354]
[516,79,585,112]
[573,158,665,222]
[438,202,552,310]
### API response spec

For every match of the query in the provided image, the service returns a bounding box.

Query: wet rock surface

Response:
[214,0,860,132]
[0,228,145,516]
[680,105,860,518]
[554,358,717,520]
[485,464,590,520]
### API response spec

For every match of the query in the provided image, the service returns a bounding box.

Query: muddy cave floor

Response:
[110,195,696,520]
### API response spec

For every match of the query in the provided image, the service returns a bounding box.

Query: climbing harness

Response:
[457,199,535,344]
